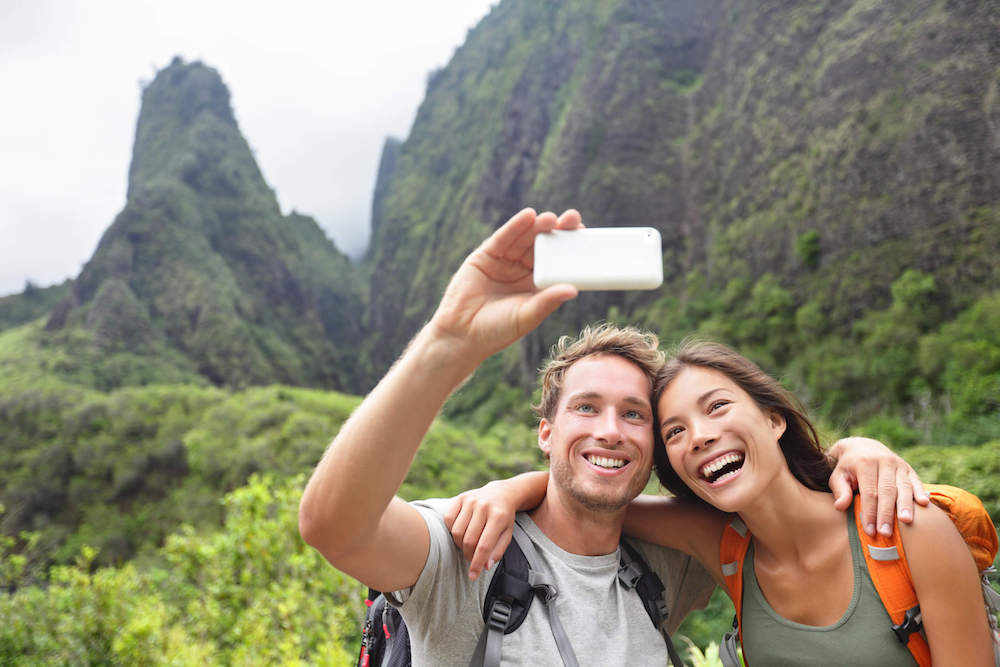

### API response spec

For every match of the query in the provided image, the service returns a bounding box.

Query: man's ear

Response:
[538,418,552,458]
[768,410,787,439]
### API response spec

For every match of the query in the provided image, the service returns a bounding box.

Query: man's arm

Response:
[298,208,580,593]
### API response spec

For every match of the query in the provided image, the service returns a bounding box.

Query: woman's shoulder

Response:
[897,499,978,588]
[897,498,961,547]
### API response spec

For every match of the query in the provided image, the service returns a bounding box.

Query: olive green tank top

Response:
[740,504,917,666]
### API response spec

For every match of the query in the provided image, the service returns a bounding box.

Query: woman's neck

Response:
[737,470,843,563]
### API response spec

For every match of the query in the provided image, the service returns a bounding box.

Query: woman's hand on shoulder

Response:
[900,501,994,665]
[443,471,548,581]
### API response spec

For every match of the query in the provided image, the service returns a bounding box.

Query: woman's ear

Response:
[768,410,787,439]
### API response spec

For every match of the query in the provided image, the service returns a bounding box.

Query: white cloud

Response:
[0,0,497,296]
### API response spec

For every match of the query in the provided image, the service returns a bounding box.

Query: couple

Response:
[299,209,990,664]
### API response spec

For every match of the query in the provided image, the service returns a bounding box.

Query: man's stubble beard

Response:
[548,455,651,513]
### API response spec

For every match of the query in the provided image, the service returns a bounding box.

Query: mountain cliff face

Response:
[2,0,997,424]
[365,0,1000,381]
[44,59,366,391]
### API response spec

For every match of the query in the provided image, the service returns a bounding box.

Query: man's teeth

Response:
[701,453,744,480]
[587,455,625,469]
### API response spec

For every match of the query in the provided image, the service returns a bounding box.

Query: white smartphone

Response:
[533,227,663,290]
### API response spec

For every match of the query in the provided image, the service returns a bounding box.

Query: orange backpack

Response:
[718,484,1000,667]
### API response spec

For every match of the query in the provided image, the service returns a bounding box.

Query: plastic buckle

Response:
[488,600,512,632]
[891,606,923,644]
[618,561,643,589]
[535,583,558,603]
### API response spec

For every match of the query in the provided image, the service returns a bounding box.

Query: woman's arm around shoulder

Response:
[625,495,731,585]
[444,471,549,581]
[900,501,994,666]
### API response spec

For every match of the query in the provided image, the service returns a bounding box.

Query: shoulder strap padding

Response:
[481,533,533,634]
[719,515,751,652]
[718,515,751,667]
[854,495,931,667]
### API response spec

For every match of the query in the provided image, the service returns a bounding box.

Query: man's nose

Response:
[594,410,624,445]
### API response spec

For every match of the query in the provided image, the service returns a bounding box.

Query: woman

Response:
[449,340,994,665]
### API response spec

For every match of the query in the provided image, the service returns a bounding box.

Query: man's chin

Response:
[550,460,646,513]
[575,494,632,513]
[565,482,638,513]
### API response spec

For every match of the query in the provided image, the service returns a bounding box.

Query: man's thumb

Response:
[830,472,852,511]
[520,285,577,331]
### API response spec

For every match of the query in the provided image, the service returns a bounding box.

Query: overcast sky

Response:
[0,0,497,297]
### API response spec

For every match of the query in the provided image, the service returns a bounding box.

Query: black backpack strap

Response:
[471,534,532,667]
[471,521,580,667]
[619,539,687,667]
[479,531,534,632]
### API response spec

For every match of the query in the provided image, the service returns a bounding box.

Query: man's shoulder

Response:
[406,498,467,566]
[388,498,486,609]
[411,497,452,517]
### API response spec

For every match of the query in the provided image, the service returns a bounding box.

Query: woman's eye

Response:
[708,400,729,413]
[663,426,684,441]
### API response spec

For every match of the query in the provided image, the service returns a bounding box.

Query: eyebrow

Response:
[659,387,728,427]
[567,391,651,408]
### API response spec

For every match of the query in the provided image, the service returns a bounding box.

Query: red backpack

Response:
[718,484,1000,667]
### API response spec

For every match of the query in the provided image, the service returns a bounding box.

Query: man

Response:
[299,208,925,665]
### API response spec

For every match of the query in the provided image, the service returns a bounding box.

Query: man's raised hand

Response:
[828,436,929,536]
[429,208,582,364]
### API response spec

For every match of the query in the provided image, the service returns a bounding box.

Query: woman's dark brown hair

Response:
[652,340,833,504]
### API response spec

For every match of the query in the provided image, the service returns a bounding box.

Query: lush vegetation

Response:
[2,383,996,663]
[0,475,362,664]
[0,324,540,584]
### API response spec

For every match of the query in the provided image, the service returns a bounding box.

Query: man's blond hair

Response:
[536,323,664,421]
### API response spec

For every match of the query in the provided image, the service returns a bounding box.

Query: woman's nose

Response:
[689,418,717,452]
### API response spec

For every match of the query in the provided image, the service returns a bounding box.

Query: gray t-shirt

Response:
[388,498,715,666]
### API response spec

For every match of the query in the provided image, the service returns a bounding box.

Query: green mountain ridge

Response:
[363,0,1000,439]
[367,0,1000,371]
[32,58,368,392]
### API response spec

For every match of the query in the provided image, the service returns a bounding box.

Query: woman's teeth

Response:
[701,452,745,483]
